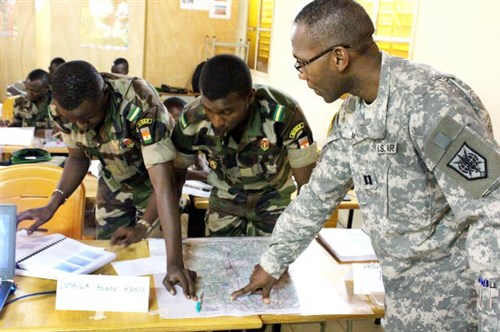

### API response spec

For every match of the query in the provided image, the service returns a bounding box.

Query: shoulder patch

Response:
[447,142,487,180]
[272,104,285,122]
[137,118,153,128]
[289,122,305,139]
[126,104,142,122]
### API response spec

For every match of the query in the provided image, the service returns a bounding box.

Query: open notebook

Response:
[0,205,17,313]
[15,231,117,280]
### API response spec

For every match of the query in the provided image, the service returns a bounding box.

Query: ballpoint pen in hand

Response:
[196,291,204,313]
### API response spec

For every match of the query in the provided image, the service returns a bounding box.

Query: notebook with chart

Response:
[0,205,17,313]
[15,230,117,280]
[316,228,378,263]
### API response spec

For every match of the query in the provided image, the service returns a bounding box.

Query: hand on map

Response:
[163,264,198,300]
[230,264,278,304]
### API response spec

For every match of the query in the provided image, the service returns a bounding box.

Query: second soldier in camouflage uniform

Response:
[161,55,318,297]
[17,61,180,251]
[10,69,52,129]
[231,1,500,331]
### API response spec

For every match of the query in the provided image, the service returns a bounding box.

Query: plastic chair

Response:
[1,96,19,123]
[0,164,86,239]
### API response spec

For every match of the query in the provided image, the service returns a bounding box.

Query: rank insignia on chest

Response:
[209,160,218,170]
[376,143,397,154]
[260,138,270,151]
[121,138,135,148]
[447,142,487,180]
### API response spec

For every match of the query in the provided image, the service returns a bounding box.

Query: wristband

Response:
[52,189,67,203]
[136,219,153,235]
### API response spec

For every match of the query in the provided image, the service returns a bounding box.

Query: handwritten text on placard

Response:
[56,274,149,312]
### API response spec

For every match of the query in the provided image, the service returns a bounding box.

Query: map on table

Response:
[153,237,300,318]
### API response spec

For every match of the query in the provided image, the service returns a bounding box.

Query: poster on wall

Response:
[180,0,210,11]
[0,0,17,38]
[80,0,129,50]
[209,0,231,19]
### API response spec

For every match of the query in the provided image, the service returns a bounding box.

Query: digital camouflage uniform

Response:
[61,73,176,239]
[259,53,500,331]
[172,85,318,236]
[11,94,52,129]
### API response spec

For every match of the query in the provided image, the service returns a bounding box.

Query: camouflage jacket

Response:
[61,74,176,192]
[260,52,500,279]
[12,93,52,129]
[171,85,318,196]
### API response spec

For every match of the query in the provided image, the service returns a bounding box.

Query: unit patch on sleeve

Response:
[447,142,487,180]
[289,122,305,139]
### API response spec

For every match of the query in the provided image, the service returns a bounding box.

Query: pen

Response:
[196,291,204,313]
[20,228,48,233]
[184,183,211,192]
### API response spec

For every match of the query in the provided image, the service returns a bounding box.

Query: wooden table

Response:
[1,239,382,332]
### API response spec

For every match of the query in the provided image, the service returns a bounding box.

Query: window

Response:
[358,0,418,59]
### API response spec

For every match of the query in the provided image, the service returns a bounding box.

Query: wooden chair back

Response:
[0,164,85,239]
[2,96,19,122]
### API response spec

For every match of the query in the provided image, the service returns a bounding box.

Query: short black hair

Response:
[50,57,66,67]
[112,57,129,75]
[51,60,105,110]
[163,97,186,110]
[199,54,252,101]
[26,69,50,85]
[294,0,374,51]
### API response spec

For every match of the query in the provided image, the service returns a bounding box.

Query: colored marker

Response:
[196,291,204,313]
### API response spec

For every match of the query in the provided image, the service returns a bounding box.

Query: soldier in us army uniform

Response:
[17,61,189,287]
[7,69,52,129]
[162,54,318,297]
[231,1,500,332]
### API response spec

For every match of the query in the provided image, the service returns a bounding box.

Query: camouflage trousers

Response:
[206,186,295,237]
[95,176,153,239]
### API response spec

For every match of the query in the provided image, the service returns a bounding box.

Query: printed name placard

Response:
[56,274,149,312]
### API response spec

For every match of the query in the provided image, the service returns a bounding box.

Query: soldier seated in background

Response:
[111,57,129,75]
[48,57,65,82]
[2,69,52,129]
[162,54,318,297]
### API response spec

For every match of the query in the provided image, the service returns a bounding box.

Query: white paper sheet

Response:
[0,127,34,146]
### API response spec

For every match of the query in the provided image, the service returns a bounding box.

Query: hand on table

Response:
[17,206,55,234]
[230,264,278,304]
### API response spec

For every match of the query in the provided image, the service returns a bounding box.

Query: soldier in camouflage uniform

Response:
[9,69,52,129]
[17,61,185,272]
[162,54,318,296]
[231,1,500,331]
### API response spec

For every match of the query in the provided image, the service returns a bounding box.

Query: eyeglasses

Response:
[294,44,351,73]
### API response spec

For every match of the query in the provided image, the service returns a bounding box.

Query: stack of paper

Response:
[316,228,378,262]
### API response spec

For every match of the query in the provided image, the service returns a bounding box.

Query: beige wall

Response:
[265,0,500,147]
[0,0,240,102]
[144,1,241,89]
[0,1,36,100]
